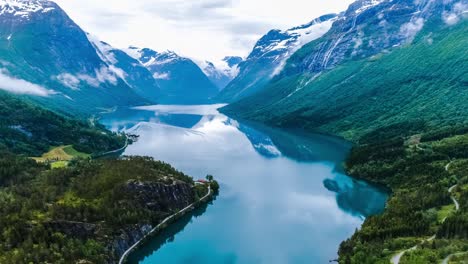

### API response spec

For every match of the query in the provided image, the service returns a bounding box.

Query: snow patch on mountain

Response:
[0,0,54,18]
[85,34,135,88]
[196,57,242,89]
[270,16,338,76]
[87,34,118,65]
[355,0,385,14]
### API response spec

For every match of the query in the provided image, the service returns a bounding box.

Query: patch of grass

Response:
[62,145,90,159]
[32,145,90,164]
[437,205,455,223]
[51,161,69,169]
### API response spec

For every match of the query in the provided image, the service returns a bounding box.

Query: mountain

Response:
[279,0,452,77]
[222,0,468,141]
[88,36,161,102]
[126,47,219,104]
[198,56,243,90]
[216,14,338,102]
[0,0,153,114]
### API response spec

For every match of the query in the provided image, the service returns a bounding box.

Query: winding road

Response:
[390,161,459,264]
[118,184,212,264]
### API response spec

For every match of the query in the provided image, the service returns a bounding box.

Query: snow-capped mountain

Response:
[88,36,160,102]
[217,14,338,102]
[0,0,55,18]
[125,47,219,104]
[198,56,243,90]
[281,0,462,76]
[0,0,149,113]
[222,0,468,139]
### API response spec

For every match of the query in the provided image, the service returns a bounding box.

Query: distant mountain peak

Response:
[197,56,243,90]
[123,46,218,104]
[0,0,55,18]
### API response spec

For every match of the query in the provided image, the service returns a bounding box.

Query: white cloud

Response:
[54,0,355,64]
[153,72,171,80]
[56,73,80,89]
[0,69,53,96]
[442,1,468,25]
[57,66,120,89]
[400,17,425,43]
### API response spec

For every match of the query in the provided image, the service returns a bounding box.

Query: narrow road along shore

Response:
[118,184,212,264]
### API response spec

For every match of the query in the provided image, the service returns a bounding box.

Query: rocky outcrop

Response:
[123,180,195,212]
[105,180,196,263]
[109,224,153,263]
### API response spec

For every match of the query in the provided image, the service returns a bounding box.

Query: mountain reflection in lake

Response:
[101,104,387,264]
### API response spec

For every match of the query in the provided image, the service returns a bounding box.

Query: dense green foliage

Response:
[222,20,468,141]
[0,156,202,264]
[338,127,468,263]
[0,91,126,156]
[0,93,215,263]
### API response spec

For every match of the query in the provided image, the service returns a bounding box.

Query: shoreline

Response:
[118,184,214,264]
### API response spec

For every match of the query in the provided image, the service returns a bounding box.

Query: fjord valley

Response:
[222,0,468,262]
[0,0,466,263]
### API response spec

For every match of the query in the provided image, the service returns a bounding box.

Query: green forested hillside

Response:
[338,127,468,263]
[0,156,209,264]
[222,20,468,141]
[0,93,215,263]
[0,91,126,156]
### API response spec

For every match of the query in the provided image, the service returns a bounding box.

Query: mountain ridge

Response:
[216,13,338,102]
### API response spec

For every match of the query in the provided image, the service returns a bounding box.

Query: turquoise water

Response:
[101,104,388,264]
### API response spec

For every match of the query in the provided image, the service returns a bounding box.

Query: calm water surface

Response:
[101,104,387,264]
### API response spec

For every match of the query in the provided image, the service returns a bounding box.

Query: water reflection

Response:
[101,105,388,264]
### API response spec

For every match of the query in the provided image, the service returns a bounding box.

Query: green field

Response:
[32,145,90,167]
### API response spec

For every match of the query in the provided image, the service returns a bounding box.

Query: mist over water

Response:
[101,105,387,264]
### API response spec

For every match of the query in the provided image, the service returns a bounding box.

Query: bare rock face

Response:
[109,224,153,263]
[106,180,196,263]
[124,180,195,212]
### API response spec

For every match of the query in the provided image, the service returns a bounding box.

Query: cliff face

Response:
[44,179,196,264]
[123,180,195,213]
[108,180,196,263]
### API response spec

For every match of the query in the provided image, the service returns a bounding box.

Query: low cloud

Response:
[0,70,53,96]
[57,66,120,89]
[153,72,171,80]
[56,73,80,90]
[400,17,425,43]
[442,1,468,25]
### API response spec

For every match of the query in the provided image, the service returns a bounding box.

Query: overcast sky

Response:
[54,0,355,63]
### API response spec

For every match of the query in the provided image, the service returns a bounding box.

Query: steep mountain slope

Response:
[89,37,161,102]
[216,14,338,102]
[126,47,219,104]
[198,56,243,90]
[0,0,148,114]
[222,0,468,141]
[280,0,453,77]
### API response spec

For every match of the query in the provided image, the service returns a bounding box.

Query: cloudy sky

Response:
[54,0,355,63]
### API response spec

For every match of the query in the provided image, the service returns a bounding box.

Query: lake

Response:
[101,104,388,264]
